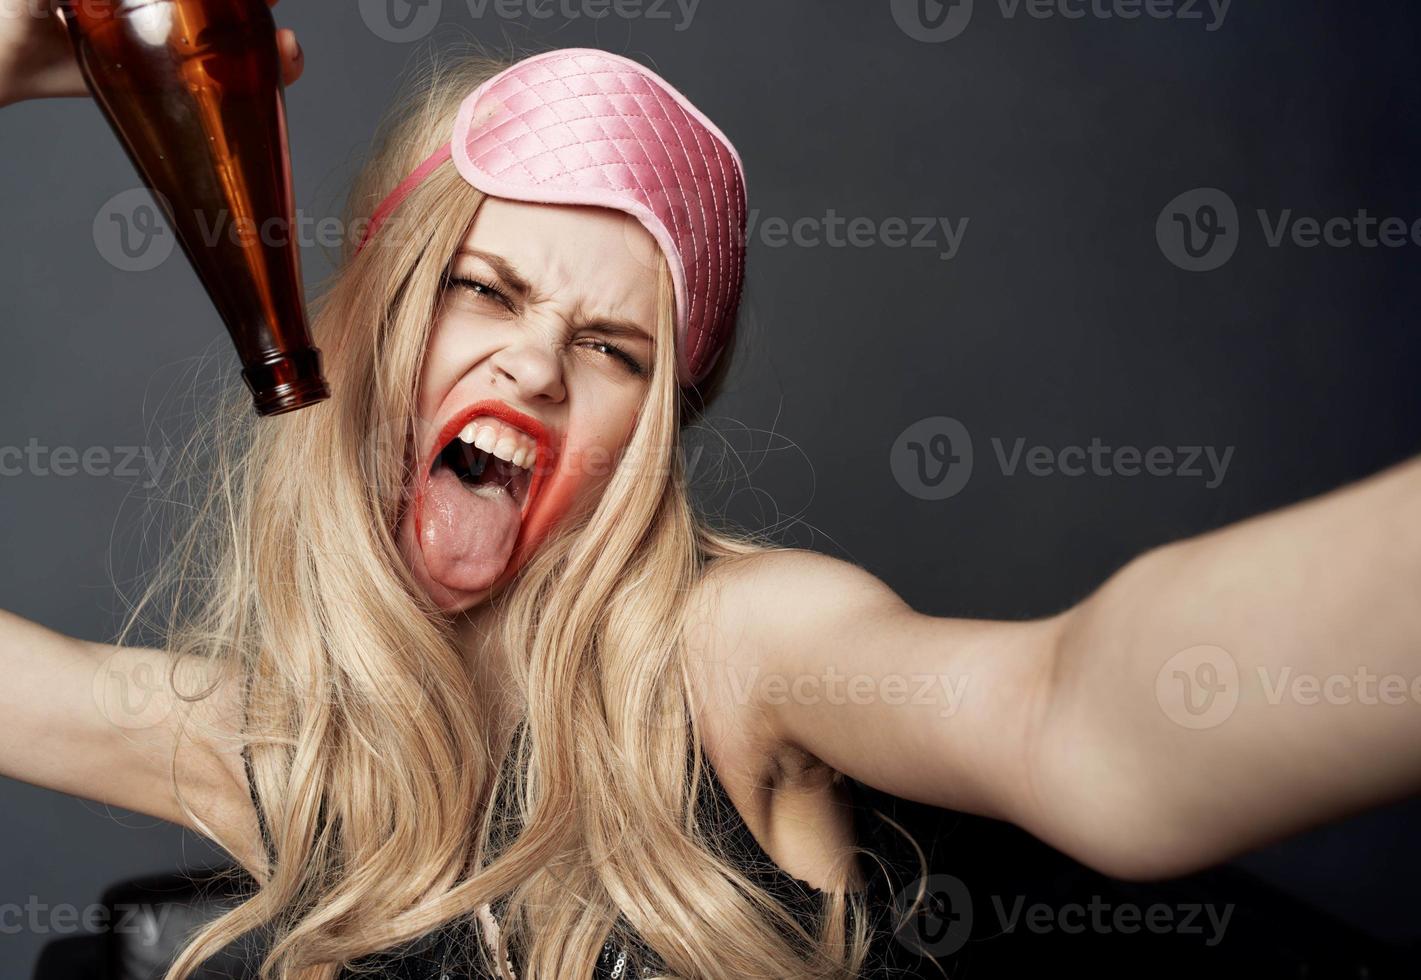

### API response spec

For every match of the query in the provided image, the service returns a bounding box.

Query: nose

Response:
[487,335,567,404]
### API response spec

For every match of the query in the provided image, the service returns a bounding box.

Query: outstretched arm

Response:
[0,611,262,872]
[1041,455,1421,878]
[699,455,1421,881]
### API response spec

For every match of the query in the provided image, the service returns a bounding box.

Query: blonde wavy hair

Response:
[130,46,919,980]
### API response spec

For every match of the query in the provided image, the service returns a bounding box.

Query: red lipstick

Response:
[413,398,558,551]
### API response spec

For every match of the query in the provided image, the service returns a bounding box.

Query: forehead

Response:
[460,196,663,314]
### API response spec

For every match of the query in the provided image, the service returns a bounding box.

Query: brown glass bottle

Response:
[56,0,329,417]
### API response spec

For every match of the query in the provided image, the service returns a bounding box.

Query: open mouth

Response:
[415,401,552,594]
[430,418,536,509]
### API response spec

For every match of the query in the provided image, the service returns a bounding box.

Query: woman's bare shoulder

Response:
[682,549,886,768]
[688,548,907,649]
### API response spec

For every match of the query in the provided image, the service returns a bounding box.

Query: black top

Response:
[241,733,926,978]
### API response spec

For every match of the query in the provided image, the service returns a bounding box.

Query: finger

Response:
[29,63,89,101]
[269,0,298,86]
[277,28,303,86]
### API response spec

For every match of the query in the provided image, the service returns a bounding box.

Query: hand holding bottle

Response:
[22,0,329,415]
[0,0,303,107]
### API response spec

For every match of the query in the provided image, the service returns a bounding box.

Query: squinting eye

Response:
[580,339,646,377]
[443,274,511,307]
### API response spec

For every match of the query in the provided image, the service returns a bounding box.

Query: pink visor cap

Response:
[356,48,749,387]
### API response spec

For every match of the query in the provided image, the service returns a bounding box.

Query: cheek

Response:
[416,325,463,416]
[502,444,596,577]
[558,402,643,497]
[505,415,641,569]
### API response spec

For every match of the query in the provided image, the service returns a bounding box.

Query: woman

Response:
[3,7,1420,980]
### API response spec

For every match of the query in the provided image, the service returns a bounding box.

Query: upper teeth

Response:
[457,416,537,470]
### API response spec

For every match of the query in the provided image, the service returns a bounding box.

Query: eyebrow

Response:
[453,247,656,345]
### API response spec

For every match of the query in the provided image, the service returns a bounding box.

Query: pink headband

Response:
[356,48,748,387]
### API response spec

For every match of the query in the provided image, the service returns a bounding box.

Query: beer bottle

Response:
[55,0,330,416]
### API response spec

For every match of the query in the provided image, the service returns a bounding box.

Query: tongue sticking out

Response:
[419,457,522,593]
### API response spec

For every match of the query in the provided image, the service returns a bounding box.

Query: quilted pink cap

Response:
[358,48,748,387]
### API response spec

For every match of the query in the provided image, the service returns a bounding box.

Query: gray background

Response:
[3,0,1420,975]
